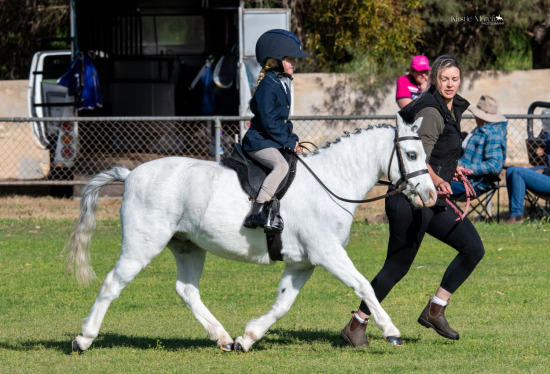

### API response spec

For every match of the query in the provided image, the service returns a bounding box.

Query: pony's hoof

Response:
[72,339,83,354]
[233,341,244,354]
[384,336,403,346]
[219,343,234,352]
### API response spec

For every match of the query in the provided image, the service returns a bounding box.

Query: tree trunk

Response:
[532,12,550,69]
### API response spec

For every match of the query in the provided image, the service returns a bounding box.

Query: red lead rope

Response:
[442,175,476,222]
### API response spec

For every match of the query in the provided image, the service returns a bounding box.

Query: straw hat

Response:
[468,95,506,123]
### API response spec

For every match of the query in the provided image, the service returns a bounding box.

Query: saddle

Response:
[220,144,298,262]
[220,143,297,201]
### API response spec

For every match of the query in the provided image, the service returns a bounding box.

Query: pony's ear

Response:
[396,113,423,133]
[411,116,423,132]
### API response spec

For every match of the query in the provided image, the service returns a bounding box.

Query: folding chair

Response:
[452,175,501,223]
[523,101,550,220]
[524,188,550,220]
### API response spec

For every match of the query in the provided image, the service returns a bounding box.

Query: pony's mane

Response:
[302,123,394,157]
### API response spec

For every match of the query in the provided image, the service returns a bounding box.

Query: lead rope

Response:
[444,175,476,222]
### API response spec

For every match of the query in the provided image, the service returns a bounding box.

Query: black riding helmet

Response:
[255,29,309,67]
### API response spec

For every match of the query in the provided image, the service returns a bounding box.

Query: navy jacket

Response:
[242,70,299,152]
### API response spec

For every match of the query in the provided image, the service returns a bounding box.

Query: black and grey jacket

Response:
[399,86,470,205]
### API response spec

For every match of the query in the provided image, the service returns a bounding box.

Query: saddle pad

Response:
[220,144,297,200]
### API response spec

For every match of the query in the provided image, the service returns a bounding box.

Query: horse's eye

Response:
[406,152,417,161]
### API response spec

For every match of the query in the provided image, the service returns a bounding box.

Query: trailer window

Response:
[42,54,72,82]
[142,15,205,55]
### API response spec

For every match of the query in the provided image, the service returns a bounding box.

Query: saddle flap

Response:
[220,144,297,200]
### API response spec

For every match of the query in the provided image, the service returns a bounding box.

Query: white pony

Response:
[66,114,436,353]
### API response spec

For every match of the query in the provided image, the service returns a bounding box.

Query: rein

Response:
[294,155,405,204]
[298,141,319,152]
[297,131,472,222]
[294,127,428,204]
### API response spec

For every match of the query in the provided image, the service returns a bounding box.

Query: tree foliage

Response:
[1,0,549,81]
[249,0,550,72]
[530,0,550,68]
[417,0,549,70]
[248,0,424,73]
[298,0,423,73]
[0,0,69,80]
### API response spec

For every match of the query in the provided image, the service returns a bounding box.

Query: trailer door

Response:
[239,8,290,117]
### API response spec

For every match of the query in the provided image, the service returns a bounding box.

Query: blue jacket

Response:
[456,120,507,193]
[58,54,103,111]
[458,121,508,176]
[242,70,299,152]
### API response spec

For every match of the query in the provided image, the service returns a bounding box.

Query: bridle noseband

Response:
[388,129,429,189]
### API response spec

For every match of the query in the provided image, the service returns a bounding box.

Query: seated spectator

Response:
[451,95,507,197]
[505,166,550,223]
[396,55,431,109]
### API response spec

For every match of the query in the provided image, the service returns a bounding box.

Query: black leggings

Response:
[358,193,485,315]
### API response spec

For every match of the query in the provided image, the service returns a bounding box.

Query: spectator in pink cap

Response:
[395,55,431,109]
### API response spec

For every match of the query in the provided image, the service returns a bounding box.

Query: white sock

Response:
[432,295,448,306]
[354,313,366,324]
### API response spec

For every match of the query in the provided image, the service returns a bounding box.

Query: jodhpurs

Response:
[358,193,485,315]
[247,147,289,203]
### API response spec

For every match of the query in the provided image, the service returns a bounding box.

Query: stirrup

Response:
[264,214,283,234]
[264,199,284,234]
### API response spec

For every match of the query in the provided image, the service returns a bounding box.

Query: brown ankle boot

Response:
[340,312,370,347]
[418,298,459,340]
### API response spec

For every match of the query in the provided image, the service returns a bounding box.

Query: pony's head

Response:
[388,114,437,208]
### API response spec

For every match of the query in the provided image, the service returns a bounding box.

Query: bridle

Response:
[387,129,429,189]
[296,127,429,204]
[388,129,475,222]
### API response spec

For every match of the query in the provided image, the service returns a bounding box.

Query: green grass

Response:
[1,218,549,373]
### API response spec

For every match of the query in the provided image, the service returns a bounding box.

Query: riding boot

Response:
[243,202,268,229]
[340,312,370,348]
[264,200,284,234]
[418,298,460,340]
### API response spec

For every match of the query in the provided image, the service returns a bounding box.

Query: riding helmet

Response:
[255,29,309,66]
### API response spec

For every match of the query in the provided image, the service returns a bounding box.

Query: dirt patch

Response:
[5,189,510,223]
[0,186,388,222]
[0,196,122,220]
[3,183,511,223]
[0,190,388,222]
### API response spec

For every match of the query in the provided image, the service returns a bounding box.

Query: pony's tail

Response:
[63,167,130,285]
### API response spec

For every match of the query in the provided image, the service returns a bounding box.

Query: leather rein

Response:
[295,129,429,204]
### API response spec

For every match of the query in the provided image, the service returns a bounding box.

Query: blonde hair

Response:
[429,54,462,88]
[256,58,278,87]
